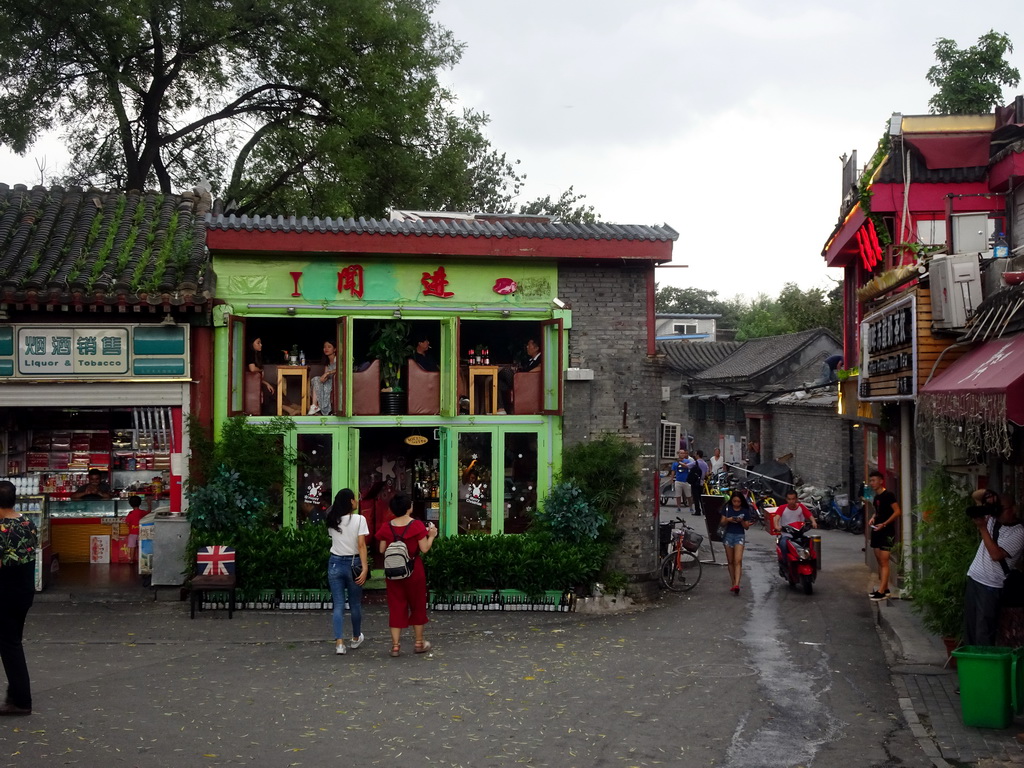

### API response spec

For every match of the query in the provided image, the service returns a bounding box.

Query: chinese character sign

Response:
[337,265,364,298]
[17,327,129,375]
[421,266,454,298]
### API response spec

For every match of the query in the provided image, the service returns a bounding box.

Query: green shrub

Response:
[561,433,642,520]
[905,467,975,639]
[424,532,611,597]
[533,482,602,543]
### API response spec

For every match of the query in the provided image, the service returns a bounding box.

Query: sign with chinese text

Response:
[859,294,917,401]
[0,325,189,380]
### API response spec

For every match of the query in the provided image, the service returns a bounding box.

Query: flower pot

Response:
[381,392,406,415]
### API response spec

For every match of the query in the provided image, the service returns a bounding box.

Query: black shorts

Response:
[870,525,895,551]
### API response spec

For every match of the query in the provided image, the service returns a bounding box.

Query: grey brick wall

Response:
[770,405,862,495]
[559,264,661,583]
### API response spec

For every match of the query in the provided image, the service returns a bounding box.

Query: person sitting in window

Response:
[497,338,541,415]
[72,469,113,500]
[247,337,275,398]
[411,335,439,372]
[308,340,338,416]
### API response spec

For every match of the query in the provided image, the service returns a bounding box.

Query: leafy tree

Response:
[926,31,1020,114]
[655,286,743,329]
[518,186,599,223]
[735,282,841,340]
[0,0,522,217]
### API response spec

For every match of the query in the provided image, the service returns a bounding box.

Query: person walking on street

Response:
[671,449,695,513]
[964,488,1023,646]
[692,451,709,514]
[376,494,437,657]
[0,480,38,715]
[867,470,901,601]
[722,491,755,595]
[326,489,369,655]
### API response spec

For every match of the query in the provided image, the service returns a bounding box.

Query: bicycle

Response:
[658,518,703,592]
[819,484,865,534]
[741,479,778,532]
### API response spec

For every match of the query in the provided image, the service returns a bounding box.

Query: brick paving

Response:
[879,598,1024,767]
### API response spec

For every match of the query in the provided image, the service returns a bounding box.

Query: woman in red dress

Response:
[376,494,437,657]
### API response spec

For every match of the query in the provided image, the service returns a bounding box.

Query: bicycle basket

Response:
[682,530,704,552]
[835,493,849,508]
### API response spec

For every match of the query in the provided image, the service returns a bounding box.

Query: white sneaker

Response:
[349,633,365,649]
[335,642,347,655]
[308,404,320,415]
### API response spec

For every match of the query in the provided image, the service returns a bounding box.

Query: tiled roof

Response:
[660,341,743,375]
[0,184,211,309]
[205,210,679,243]
[874,147,987,184]
[695,329,831,382]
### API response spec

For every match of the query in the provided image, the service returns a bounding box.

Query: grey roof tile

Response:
[0,184,212,308]
[206,212,679,242]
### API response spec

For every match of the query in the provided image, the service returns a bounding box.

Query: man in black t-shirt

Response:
[867,470,901,600]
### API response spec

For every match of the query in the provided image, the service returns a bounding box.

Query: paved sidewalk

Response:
[876,596,1024,767]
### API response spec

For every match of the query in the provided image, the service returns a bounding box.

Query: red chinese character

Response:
[337,265,364,298]
[421,266,454,298]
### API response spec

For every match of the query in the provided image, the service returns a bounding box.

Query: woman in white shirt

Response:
[326,489,369,655]
[710,448,725,477]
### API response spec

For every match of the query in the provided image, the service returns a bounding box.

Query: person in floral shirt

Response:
[0,480,37,715]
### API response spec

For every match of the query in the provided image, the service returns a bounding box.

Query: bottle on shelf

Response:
[994,233,1009,259]
[299,350,306,366]
[483,347,490,365]
[468,348,475,366]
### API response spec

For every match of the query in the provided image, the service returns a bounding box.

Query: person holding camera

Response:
[965,488,1023,646]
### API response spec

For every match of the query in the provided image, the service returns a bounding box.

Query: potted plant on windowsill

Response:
[368,319,412,414]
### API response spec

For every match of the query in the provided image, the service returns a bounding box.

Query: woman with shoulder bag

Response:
[325,489,369,656]
[0,480,37,715]
[376,494,437,657]
[722,491,755,595]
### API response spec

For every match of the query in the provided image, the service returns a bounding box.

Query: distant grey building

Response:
[655,313,719,342]
[659,328,858,491]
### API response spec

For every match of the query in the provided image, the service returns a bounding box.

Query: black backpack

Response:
[687,463,702,485]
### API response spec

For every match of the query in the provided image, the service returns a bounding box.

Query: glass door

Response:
[440,426,550,537]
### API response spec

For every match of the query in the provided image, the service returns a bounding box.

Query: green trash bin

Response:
[951,646,1015,728]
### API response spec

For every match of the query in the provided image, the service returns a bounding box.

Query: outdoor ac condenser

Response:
[930,254,982,329]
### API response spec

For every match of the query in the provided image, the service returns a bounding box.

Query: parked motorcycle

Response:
[776,522,818,595]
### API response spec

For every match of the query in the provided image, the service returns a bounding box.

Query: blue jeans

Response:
[327,554,363,640]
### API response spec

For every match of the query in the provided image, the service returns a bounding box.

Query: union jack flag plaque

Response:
[196,546,236,576]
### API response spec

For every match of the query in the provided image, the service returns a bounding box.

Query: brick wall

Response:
[559,264,661,585]
[770,404,862,494]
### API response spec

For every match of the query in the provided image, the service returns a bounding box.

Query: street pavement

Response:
[2,526,1022,767]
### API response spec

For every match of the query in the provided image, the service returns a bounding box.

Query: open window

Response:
[539,318,563,414]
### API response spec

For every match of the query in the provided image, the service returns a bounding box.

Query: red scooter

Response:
[776,522,818,595]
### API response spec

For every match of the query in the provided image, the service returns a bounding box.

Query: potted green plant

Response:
[904,467,976,650]
[368,320,412,414]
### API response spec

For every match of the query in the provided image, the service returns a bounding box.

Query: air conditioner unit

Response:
[930,253,982,329]
[660,422,680,459]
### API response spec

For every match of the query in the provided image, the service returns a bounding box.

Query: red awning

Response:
[904,133,991,170]
[823,206,866,267]
[919,334,1024,425]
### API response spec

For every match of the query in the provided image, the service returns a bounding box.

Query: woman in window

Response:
[308,340,338,415]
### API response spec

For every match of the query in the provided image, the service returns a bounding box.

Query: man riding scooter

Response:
[776,490,819,593]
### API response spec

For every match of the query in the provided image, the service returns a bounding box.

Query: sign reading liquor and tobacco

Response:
[0,325,189,379]
[859,294,917,401]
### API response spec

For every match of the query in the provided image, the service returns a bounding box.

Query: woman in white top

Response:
[325,489,369,655]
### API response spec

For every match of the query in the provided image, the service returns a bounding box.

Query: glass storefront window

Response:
[503,432,538,533]
[296,434,332,525]
[457,432,492,534]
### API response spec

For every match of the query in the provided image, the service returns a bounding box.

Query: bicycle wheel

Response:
[659,550,702,592]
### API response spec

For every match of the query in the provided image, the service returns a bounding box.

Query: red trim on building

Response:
[989,150,1024,192]
[823,207,866,267]
[206,229,674,262]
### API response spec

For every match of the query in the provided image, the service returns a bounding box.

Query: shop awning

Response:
[920,335,1024,425]
[919,334,1024,457]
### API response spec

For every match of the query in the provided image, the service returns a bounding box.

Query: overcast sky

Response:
[1,0,1020,301]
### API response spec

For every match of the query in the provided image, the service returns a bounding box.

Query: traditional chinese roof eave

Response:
[205,216,678,263]
[0,288,212,313]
